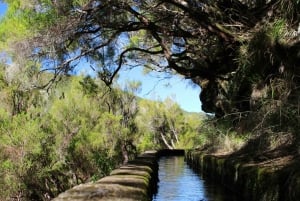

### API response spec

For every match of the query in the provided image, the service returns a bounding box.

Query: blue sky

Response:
[117,66,202,112]
[0,2,202,112]
[0,2,7,17]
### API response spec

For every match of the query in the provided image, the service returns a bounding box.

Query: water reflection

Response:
[152,156,239,201]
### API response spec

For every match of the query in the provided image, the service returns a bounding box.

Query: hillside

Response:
[0,70,204,200]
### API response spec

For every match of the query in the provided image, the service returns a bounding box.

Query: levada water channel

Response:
[152,156,240,201]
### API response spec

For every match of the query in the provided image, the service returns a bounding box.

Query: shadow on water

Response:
[152,156,240,201]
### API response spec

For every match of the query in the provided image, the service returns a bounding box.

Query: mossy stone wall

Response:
[53,149,184,201]
[186,150,300,201]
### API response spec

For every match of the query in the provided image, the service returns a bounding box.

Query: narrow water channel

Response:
[152,156,239,201]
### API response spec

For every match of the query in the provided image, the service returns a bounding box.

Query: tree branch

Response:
[105,47,164,85]
[163,0,236,41]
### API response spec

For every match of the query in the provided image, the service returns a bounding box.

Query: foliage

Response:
[198,118,249,154]
[136,98,203,151]
[1,0,299,117]
[0,0,300,199]
[177,112,206,149]
[0,59,204,200]
[1,0,299,127]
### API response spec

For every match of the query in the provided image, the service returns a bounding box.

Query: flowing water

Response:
[152,156,239,201]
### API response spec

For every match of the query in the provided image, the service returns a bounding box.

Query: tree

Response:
[0,73,139,200]
[1,0,299,118]
[102,81,141,163]
[136,97,201,150]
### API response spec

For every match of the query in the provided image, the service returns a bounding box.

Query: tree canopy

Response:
[1,0,299,116]
[1,1,300,199]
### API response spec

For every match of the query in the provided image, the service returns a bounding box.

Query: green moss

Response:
[186,151,286,201]
[110,169,151,180]
[256,167,266,181]
[216,158,225,175]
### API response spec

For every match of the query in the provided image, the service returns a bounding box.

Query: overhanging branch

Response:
[105,47,164,86]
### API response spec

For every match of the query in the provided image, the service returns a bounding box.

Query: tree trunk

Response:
[160,132,173,149]
[121,142,129,164]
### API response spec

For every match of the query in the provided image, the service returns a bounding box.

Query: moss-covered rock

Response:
[186,150,300,201]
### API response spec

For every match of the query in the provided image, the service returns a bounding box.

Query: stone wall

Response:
[185,150,300,201]
[53,149,184,201]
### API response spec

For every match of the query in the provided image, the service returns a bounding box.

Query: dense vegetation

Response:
[0,0,300,200]
[0,0,299,116]
[0,60,204,199]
